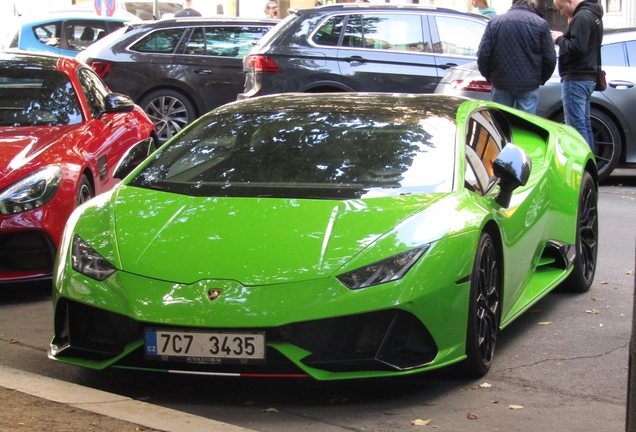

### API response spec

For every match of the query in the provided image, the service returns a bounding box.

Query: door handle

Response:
[608,80,634,89]
[193,69,214,75]
[344,56,366,65]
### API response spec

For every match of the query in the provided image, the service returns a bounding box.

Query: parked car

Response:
[239,4,489,100]
[78,17,277,143]
[0,11,140,58]
[435,28,636,181]
[49,93,597,380]
[0,52,156,284]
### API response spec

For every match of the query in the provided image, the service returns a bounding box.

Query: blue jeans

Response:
[491,87,540,114]
[562,80,595,151]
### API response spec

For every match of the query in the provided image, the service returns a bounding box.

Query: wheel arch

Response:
[298,81,355,93]
[548,103,627,162]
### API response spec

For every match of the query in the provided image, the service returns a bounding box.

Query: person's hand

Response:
[550,30,563,43]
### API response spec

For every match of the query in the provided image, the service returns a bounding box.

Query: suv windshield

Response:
[0,69,82,126]
[129,110,457,199]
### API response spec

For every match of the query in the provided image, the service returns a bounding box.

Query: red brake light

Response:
[247,55,281,73]
[450,79,492,93]
[87,61,113,79]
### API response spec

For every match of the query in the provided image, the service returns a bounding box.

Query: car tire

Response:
[552,108,621,182]
[139,89,196,143]
[559,171,598,293]
[461,231,501,378]
[75,175,93,207]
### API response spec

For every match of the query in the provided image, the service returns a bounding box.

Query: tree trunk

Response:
[535,0,569,31]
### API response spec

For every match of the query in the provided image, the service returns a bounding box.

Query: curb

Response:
[0,366,255,432]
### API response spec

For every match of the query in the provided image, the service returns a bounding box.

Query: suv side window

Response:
[465,110,504,194]
[432,16,484,56]
[341,14,429,52]
[186,26,272,58]
[130,28,186,53]
[312,16,345,47]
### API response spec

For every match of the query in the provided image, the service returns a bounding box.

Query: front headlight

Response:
[71,235,117,281]
[337,245,429,290]
[0,166,62,215]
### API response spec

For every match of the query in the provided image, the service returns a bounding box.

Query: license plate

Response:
[144,329,265,363]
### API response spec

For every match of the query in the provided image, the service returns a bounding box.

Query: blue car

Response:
[0,11,139,57]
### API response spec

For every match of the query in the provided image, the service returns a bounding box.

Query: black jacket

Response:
[477,1,556,91]
[555,0,604,82]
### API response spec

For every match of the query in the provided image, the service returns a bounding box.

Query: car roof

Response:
[216,93,465,120]
[0,51,77,70]
[603,28,636,44]
[132,16,280,28]
[15,12,138,25]
[291,4,489,19]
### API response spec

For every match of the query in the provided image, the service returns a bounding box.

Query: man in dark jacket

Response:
[174,0,202,17]
[477,0,556,114]
[551,0,603,151]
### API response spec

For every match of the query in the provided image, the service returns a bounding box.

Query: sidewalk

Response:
[0,366,255,432]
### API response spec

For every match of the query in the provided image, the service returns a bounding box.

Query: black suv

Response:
[78,18,277,142]
[240,5,488,99]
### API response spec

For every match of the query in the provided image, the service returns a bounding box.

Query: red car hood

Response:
[0,126,77,185]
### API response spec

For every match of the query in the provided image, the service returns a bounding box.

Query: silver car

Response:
[435,28,636,181]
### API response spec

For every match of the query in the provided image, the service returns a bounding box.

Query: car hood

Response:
[0,126,77,185]
[108,186,447,285]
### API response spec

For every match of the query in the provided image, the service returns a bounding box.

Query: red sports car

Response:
[0,52,156,284]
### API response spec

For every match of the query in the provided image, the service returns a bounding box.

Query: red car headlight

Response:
[0,165,62,215]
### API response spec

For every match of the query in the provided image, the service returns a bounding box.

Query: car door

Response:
[429,14,487,77]
[336,13,441,94]
[177,25,272,112]
[600,38,636,162]
[76,67,140,194]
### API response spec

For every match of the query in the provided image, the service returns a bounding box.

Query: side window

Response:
[465,110,504,194]
[362,14,428,52]
[32,23,61,48]
[432,16,485,57]
[312,16,345,47]
[626,41,636,67]
[342,14,363,48]
[66,21,108,52]
[341,14,429,52]
[77,67,110,118]
[185,26,271,58]
[601,43,626,67]
[130,28,186,53]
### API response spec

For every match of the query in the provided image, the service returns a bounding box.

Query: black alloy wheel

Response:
[75,175,93,207]
[462,231,501,378]
[559,171,598,293]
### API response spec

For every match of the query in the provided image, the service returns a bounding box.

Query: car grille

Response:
[0,231,55,273]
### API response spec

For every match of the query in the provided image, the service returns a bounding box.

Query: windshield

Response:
[129,110,457,199]
[0,69,82,127]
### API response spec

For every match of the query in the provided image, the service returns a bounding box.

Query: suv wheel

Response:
[139,89,196,143]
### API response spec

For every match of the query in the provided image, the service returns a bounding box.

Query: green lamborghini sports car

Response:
[49,93,599,380]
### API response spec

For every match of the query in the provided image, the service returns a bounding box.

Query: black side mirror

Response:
[113,137,155,180]
[493,143,532,208]
[99,93,135,118]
